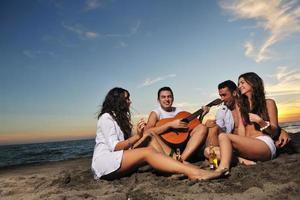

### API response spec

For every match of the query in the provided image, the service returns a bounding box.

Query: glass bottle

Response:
[208,146,218,170]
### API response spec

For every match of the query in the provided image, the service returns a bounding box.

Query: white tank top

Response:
[152,106,183,120]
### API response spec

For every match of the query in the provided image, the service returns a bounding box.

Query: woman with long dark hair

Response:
[217,72,278,171]
[91,87,225,180]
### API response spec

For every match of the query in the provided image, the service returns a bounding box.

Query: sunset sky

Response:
[1,0,300,145]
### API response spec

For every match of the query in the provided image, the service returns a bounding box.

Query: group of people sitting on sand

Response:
[91,72,291,181]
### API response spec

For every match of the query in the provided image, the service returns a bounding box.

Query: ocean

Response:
[279,121,300,134]
[0,139,95,168]
[0,121,299,169]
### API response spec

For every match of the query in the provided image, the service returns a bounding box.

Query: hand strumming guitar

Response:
[169,119,188,129]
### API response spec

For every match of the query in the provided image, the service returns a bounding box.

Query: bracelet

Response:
[260,121,270,132]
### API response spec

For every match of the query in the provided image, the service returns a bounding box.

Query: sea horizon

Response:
[0,139,95,168]
[0,121,299,169]
[1,120,300,147]
[0,137,95,147]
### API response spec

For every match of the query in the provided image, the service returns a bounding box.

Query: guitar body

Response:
[154,98,222,149]
[156,111,200,147]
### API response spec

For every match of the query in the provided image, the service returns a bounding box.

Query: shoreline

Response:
[0,156,92,171]
[1,133,300,200]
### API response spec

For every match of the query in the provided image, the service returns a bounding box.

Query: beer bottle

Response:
[208,146,218,170]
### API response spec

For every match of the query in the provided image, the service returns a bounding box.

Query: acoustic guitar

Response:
[156,98,222,148]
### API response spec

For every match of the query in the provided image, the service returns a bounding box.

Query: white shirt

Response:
[152,106,183,120]
[215,104,234,133]
[91,113,125,179]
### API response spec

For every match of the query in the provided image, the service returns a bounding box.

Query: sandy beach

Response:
[1,133,299,200]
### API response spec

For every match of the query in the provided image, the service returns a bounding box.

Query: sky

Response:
[1,0,300,145]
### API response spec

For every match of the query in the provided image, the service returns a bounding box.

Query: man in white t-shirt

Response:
[146,87,209,162]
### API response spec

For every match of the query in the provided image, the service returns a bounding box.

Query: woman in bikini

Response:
[91,87,224,180]
[217,72,278,171]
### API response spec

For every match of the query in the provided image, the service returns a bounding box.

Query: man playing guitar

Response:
[145,86,210,162]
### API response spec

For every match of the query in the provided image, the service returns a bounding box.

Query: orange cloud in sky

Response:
[277,103,300,123]
[265,66,300,122]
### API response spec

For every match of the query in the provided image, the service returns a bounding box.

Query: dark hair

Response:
[98,87,132,139]
[157,86,174,100]
[238,72,269,129]
[218,80,237,92]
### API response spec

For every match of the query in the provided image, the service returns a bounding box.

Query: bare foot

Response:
[238,157,256,165]
[188,168,228,181]
[182,160,200,169]
[168,173,186,180]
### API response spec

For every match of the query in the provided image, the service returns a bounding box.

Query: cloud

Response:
[62,23,99,40]
[192,88,219,100]
[22,50,55,59]
[244,41,258,59]
[266,66,300,96]
[85,31,99,39]
[62,20,141,41]
[84,0,103,11]
[115,41,128,48]
[48,0,105,11]
[42,35,79,48]
[130,20,141,35]
[138,74,176,88]
[173,102,198,109]
[220,0,300,63]
[104,20,142,38]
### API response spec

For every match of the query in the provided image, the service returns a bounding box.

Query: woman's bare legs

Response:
[133,132,172,156]
[146,133,202,169]
[114,147,223,180]
[148,133,172,155]
[217,133,271,171]
[237,157,256,165]
[139,124,208,162]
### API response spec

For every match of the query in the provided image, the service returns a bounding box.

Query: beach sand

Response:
[1,133,300,200]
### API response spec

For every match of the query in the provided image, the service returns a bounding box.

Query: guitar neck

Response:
[183,109,204,122]
[182,99,222,123]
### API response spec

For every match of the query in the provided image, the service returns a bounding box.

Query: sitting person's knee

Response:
[204,147,210,158]
[144,146,158,154]
[193,124,208,134]
[200,123,208,131]
[218,132,228,140]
